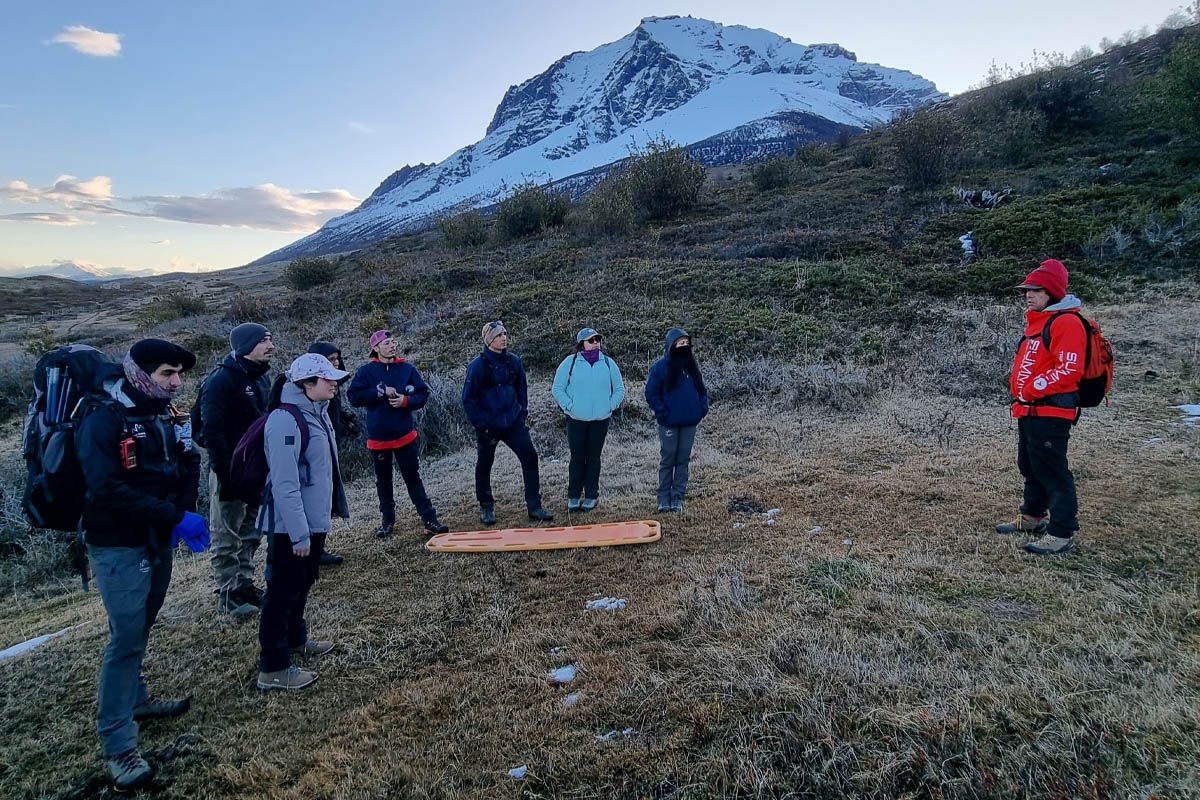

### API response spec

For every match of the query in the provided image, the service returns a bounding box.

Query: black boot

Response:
[319,551,344,566]
[375,520,395,538]
[423,517,449,535]
[479,504,496,525]
[528,507,554,522]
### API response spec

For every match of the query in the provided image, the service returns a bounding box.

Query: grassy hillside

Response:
[0,27,1198,800]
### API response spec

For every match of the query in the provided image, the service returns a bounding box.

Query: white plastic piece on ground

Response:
[596,728,636,741]
[733,522,745,529]
[1175,405,1200,425]
[0,623,87,663]
[550,646,567,655]
[586,597,627,611]
[508,765,528,779]
[765,519,776,526]
[549,665,577,683]
[1143,438,1164,445]
[809,526,822,533]
[565,692,581,707]
[843,539,853,546]
[766,508,782,517]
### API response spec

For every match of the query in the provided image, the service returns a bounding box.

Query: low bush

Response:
[888,108,966,189]
[22,326,58,357]
[438,209,490,248]
[0,354,34,422]
[794,141,834,168]
[496,183,570,239]
[134,289,208,330]
[415,373,473,456]
[223,292,269,324]
[584,170,636,234]
[1150,31,1200,130]
[625,137,707,221]
[284,257,339,290]
[750,157,805,191]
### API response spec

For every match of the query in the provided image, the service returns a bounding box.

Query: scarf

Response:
[123,353,174,401]
[581,349,601,365]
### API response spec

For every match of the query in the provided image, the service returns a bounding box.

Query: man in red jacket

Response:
[996,259,1085,555]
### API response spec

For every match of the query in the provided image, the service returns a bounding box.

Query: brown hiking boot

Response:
[257,665,318,691]
[995,514,1048,535]
[290,639,336,656]
[1024,534,1075,555]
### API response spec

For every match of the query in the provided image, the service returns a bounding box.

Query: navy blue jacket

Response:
[346,359,429,447]
[462,347,528,432]
[645,328,709,427]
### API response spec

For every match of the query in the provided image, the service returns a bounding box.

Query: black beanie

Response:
[129,338,196,373]
[230,323,269,357]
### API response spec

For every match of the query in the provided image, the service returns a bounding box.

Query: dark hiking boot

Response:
[567,497,581,511]
[995,514,1048,535]
[670,502,683,512]
[132,696,190,721]
[217,590,257,618]
[375,520,394,538]
[423,518,449,535]
[528,507,554,522]
[290,639,336,656]
[319,551,344,566]
[657,504,670,513]
[480,504,496,525]
[236,585,264,608]
[107,748,152,790]
[257,665,318,691]
[581,498,598,511]
[1024,534,1076,555]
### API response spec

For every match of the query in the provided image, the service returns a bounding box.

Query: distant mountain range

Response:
[257,15,944,264]
[0,261,158,283]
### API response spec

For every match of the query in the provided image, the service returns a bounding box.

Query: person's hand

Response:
[388,395,406,408]
[293,542,311,557]
[385,386,399,398]
[171,511,210,553]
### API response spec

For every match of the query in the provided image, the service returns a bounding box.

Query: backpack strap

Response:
[1040,311,1092,368]
[278,403,310,458]
[566,353,578,388]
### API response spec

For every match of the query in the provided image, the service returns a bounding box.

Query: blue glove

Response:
[171,511,210,553]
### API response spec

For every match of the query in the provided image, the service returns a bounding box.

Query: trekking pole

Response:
[46,367,60,424]
[59,376,73,424]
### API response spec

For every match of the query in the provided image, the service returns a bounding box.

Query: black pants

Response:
[258,532,325,673]
[475,424,542,510]
[566,417,610,500]
[373,445,435,523]
[1017,416,1078,537]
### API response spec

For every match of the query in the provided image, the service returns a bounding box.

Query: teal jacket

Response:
[551,352,625,422]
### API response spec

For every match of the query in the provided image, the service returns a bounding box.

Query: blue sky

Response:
[0,0,1188,275]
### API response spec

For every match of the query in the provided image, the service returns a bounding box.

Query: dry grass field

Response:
[0,296,1197,800]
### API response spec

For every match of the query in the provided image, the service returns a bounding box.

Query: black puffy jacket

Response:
[77,380,201,551]
[198,353,269,493]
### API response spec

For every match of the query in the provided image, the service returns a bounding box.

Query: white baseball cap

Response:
[287,353,349,382]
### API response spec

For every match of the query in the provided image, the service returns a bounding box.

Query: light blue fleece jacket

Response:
[551,351,625,421]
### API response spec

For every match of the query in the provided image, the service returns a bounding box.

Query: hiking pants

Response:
[475,423,542,510]
[566,417,610,500]
[1017,416,1079,538]
[88,544,173,757]
[208,470,262,592]
[657,424,697,508]
[258,532,326,673]
[373,445,436,524]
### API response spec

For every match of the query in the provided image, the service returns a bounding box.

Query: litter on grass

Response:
[508,765,528,779]
[565,692,581,707]
[1174,405,1200,425]
[843,539,853,546]
[1143,438,1164,444]
[548,665,576,683]
[766,508,781,517]
[596,728,635,742]
[550,646,567,655]
[809,526,823,534]
[586,597,627,611]
[0,623,87,663]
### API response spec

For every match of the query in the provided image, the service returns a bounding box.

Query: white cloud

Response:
[131,184,360,232]
[0,212,89,226]
[166,256,221,273]
[51,25,122,57]
[2,175,359,232]
[348,121,376,135]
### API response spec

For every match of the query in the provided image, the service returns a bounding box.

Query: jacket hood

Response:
[280,381,329,416]
[222,351,271,378]
[307,342,341,360]
[1044,294,1082,312]
[663,328,689,358]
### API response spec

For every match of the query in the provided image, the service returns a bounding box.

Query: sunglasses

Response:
[585,335,602,344]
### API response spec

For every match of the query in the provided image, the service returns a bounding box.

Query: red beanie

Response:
[1016,258,1068,300]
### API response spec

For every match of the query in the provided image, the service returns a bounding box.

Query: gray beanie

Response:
[230,323,270,357]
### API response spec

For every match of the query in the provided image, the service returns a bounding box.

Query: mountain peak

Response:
[257,17,944,264]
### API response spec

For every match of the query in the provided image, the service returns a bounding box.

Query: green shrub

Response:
[134,289,208,330]
[584,170,636,234]
[625,137,707,221]
[750,157,805,191]
[1028,68,1102,133]
[496,182,570,239]
[23,326,58,357]
[437,209,490,248]
[284,257,339,290]
[223,292,268,324]
[888,108,965,189]
[794,142,834,168]
[1151,32,1200,130]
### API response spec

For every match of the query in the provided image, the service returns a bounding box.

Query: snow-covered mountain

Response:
[258,16,944,263]
[0,261,158,282]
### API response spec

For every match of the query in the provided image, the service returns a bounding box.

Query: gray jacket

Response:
[257,382,349,547]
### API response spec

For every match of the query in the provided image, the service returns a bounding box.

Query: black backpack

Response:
[22,345,123,533]
[189,365,224,448]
